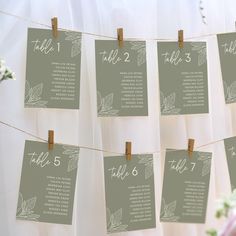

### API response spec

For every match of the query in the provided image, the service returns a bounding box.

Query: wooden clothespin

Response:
[188,139,195,158]
[48,130,54,150]
[178,30,184,48]
[51,17,58,38]
[125,141,132,160]
[117,28,124,48]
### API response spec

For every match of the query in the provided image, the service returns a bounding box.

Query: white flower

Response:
[0,59,15,82]
[0,65,6,79]
[12,72,16,80]
[0,59,5,66]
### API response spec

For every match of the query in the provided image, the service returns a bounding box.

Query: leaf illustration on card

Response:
[202,159,211,177]
[17,192,23,214]
[71,40,81,57]
[31,84,43,100]
[63,145,80,172]
[197,153,211,177]
[16,193,40,221]
[67,154,79,172]
[63,145,80,155]
[107,208,128,233]
[103,93,113,109]
[228,147,236,158]
[106,208,111,227]
[160,198,180,222]
[25,80,30,100]
[224,80,236,103]
[24,197,37,212]
[65,32,81,41]
[160,91,165,109]
[65,32,81,58]
[223,81,229,100]
[191,42,207,66]
[160,91,181,115]
[97,91,102,112]
[130,42,146,66]
[25,80,48,108]
[97,91,119,116]
[138,156,153,179]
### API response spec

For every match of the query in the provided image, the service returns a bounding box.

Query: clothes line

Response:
[0,119,228,156]
[0,8,231,156]
[0,9,231,41]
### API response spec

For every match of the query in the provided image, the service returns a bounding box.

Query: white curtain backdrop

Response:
[0,0,236,235]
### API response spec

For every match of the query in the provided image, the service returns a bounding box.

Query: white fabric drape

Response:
[0,0,236,235]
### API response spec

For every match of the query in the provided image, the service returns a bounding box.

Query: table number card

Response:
[25,28,81,109]
[95,40,148,117]
[224,136,236,190]
[16,140,79,225]
[157,42,209,115]
[217,33,236,104]
[104,155,156,233]
[160,150,212,223]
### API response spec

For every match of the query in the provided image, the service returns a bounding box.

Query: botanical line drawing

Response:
[63,145,80,172]
[138,155,153,179]
[160,91,181,115]
[25,80,48,108]
[228,146,236,158]
[130,42,146,66]
[197,152,211,177]
[160,198,180,222]
[97,91,119,116]
[223,80,236,103]
[65,31,81,58]
[191,42,207,66]
[16,192,40,221]
[106,208,128,233]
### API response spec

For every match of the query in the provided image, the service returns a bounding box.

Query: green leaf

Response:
[71,41,81,57]
[145,163,153,179]
[25,80,30,98]
[17,192,23,214]
[24,197,37,212]
[111,208,122,227]
[106,208,111,227]
[206,229,217,236]
[31,83,43,101]
[103,93,113,110]
[65,32,81,41]
[137,48,146,66]
[165,93,175,109]
[164,200,176,217]
[67,156,79,172]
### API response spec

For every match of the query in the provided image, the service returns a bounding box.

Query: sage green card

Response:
[104,155,156,233]
[224,136,236,190]
[95,40,148,116]
[217,33,236,104]
[25,28,81,109]
[157,42,209,115]
[160,150,212,223]
[16,140,79,225]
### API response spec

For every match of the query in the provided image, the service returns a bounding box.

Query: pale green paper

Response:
[95,40,148,117]
[224,136,236,190]
[160,150,211,223]
[217,33,236,104]
[16,140,79,225]
[104,155,156,233]
[25,28,81,109]
[157,42,209,115]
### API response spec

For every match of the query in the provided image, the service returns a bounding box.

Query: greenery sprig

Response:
[0,59,15,83]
